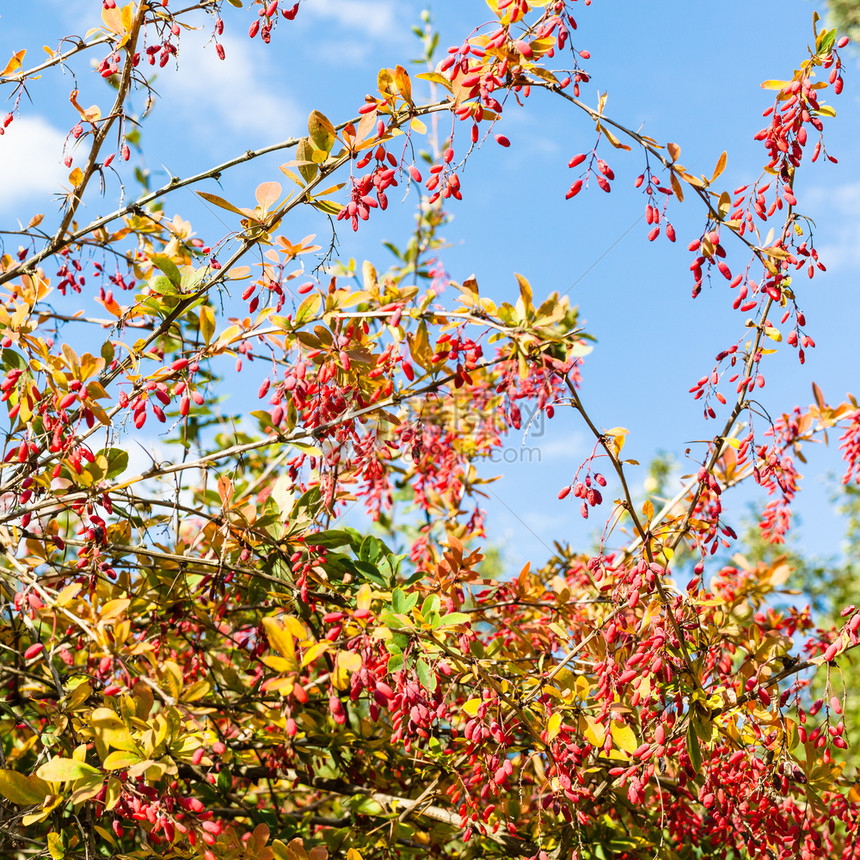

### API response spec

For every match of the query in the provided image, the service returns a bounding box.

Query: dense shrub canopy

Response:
[0,2,859,859]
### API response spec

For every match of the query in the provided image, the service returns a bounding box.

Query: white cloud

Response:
[303,0,398,40]
[157,32,303,144]
[0,116,68,214]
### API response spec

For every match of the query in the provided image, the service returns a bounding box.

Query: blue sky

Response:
[1,0,859,574]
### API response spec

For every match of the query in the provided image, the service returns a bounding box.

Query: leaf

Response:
[196,191,247,216]
[718,191,731,220]
[416,657,436,692]
[605,426,629,457]
[103,751,141,771]
[36,757,101,783]
[670,171,684,202]
[816,28,836,56]
[1,50,26,78]
[295,292,322,325]
[393,65,412,103]
[598,123,631,151]
[686,722,702,773]
[667,142,681,162]
[200,305,216,345]
[262,617,297,665]
[611,720,638,754]
[68,167,84,188]
[761,79,791,91]
[104,448,128,479]
[546,712,562,742]
[581,715,605,748]
[301,641,330,668]
[437,612,470,628]
[47,832,64,860]
[462,698,482,716]
[0,770,51,805]
[711,151,727,183]
[150,255,181,287]
[91,707,136,752]
[812,381,826,410]
[296,139,318,184]
[256,181,282,211]
[308,110,337,155]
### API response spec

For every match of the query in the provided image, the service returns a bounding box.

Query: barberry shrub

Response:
[0,2,858,859]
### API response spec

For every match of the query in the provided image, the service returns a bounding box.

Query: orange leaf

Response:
[0,50,26,79]
[711,151,727,183]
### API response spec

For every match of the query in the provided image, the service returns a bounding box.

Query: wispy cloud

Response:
[157,32,304,145]
[0,116,68,215]
[303,0,398,40]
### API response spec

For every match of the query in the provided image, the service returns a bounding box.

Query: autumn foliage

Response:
[1,1,860,859]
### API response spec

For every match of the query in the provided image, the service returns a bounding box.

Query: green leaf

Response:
[817,28,836,55]
[104,448,129,480]
[416,657,436,692]
[308,530,352,548]
[150,275,180,297]
[150,255,182,287]
[2,349,27,371]
[686,722,702,774]
[437,612,470,628]
[386,642,404,674]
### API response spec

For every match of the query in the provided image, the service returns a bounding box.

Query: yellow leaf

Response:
[761,79,791,90]
[546,712,562,742]
[199,305,216,345]
[598,123,631,151]
[57,582,82,606]
[670,171,684,202]
[611,720,638,754]
[667,142,681,162]
[91,708,136,752]
[581,715,605,748]
[48,832,64,860]
[100,598,129,620]
[103,750,141,771]
[301,641,330,668]
[0,769,51,805]
[462,698,482,716]
[356,583,372,612]
[605,426,629,457]
[36,757,101,783]
[718,191,731,220]
[68,168,84,188]
[262,617,297,665]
